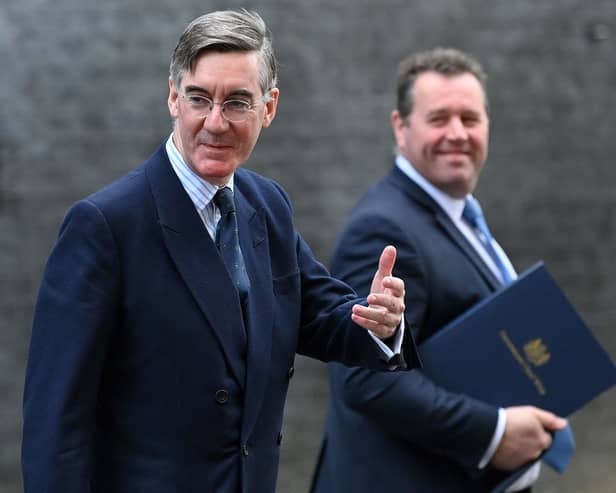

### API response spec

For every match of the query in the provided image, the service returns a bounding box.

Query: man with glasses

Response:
[21,10,417,493]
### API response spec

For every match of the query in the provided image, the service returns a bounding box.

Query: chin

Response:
[189,162,233,184]
[438,178,472,198]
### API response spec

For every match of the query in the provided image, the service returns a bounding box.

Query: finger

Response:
[353,304,401,328]
[377,245,397,279]
[538,430,553,452]
[366,293,405,314]
[351,313,396,339]
[379,276,405,298]
[533,408,568,431]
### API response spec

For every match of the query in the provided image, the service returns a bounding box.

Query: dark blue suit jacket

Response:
[22,147,417,493]
[312,165,512,492]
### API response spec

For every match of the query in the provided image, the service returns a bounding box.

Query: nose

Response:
[202,103,228,133]
[446,117,468,141]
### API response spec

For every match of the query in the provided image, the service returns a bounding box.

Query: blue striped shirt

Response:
[165,134,233,240]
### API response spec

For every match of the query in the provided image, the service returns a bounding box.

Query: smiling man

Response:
[392,69,488,198]
[21,10,419,493]
[168,49,277,185]
[311,48,566,493]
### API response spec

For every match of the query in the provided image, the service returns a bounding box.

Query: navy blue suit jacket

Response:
[22,147,417,493]
[312,165,511,492]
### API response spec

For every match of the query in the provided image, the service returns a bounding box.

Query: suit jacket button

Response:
[242,444,249,456]
[277,432,283,445]
[287,366,295,379]
[215,389,229,404]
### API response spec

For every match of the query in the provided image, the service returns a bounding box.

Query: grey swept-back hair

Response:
[396,47,488,118]
[169,9,278,95]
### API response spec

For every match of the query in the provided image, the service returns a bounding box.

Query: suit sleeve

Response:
[22,200,120,493]
[263,180,417,370]
[292,227,397,369]
[329,213,499,471]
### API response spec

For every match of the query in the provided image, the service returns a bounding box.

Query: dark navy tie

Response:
[213,187,250,302]
[463,195,575,473]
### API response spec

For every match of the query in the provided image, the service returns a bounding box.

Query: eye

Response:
[186,94,211,107]
[224,100,251,112]
[462,115,481,126]
[427,115,447,126]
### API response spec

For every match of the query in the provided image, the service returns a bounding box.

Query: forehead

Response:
[182,50,262,93]
[412,71,486,113]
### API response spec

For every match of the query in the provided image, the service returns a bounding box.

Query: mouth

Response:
[437,148,470,155]
[437,150,472,162]
[201,139,230,146]
[200,141,233,152]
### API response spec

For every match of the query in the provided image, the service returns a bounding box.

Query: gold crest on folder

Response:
[524,338,551,367]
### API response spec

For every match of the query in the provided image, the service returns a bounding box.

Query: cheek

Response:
[470,132,488,155]
[179,121,203,145]
[238,126,262,154]
[470,126,488,144]
[421,133,442,156]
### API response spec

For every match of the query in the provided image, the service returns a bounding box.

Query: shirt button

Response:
[215,389,229,404]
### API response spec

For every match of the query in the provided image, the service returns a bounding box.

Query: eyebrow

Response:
[183,85,255,99]
[426,108,482,118]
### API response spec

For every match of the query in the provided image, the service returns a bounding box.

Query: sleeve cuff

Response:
[478,407,507,469]
[369,317,405,367]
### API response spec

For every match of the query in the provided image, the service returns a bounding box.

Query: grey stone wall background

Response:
[2,0,615,491]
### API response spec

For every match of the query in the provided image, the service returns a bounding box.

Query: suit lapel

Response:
[145,149,247,386]
[389,167,501,291]
[434,211,501,290]
[234,187,274,439]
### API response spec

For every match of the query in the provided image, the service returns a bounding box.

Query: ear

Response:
[391,109,408,150]
[168,78,180,119]
[261,88,279,128]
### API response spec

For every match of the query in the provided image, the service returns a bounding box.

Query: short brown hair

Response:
[396,47,488,118]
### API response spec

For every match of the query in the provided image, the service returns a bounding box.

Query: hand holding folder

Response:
[418,262,616,491]
[488,425,575,493]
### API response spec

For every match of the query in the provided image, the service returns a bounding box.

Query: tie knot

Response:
[462,196,484,228]
[214,187,235,215]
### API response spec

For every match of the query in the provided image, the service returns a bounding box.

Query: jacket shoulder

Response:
[234,168,293,211]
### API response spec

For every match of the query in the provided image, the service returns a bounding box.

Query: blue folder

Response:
[419,262,616,491]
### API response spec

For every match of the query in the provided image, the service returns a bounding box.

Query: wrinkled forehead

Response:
[179,50,263,93]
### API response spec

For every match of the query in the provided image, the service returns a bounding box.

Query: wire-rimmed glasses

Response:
[179,92,270,123]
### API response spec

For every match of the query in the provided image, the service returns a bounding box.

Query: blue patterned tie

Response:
[462,196,513,285]
[463,196,575,474]
[214,187,250,302]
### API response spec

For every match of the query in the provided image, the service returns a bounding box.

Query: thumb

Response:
[377,245,397,279]
[534,408,568,431]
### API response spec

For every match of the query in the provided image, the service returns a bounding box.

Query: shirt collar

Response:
[395,154,467,222]
[165,134,234,211]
